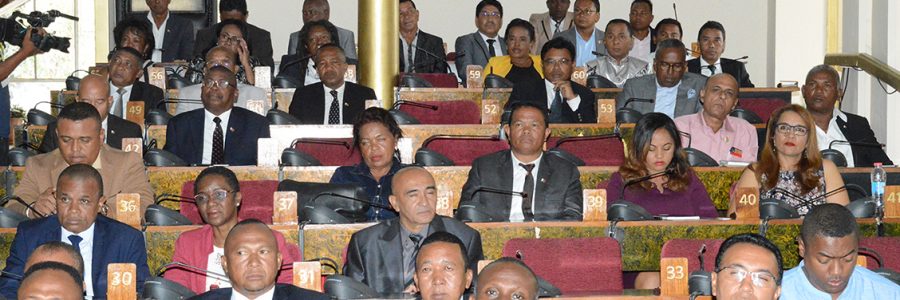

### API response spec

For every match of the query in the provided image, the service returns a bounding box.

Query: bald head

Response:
[475,259,539,300]
[206,45,239,73]
[391,166,432,192]
[700,73,740,121]
[77,74,114,120]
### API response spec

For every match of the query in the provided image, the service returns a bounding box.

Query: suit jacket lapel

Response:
[499,152,514,215]
[541,15,553,40]
[342,83,356,123]
[534,154,554,208]
[472,33,490,62]
[225,109,243,162]
[312,83,327,123]
[92,217,108,292]
[378,221,404,290]
[189,110,204,163]
[129,82,143,102]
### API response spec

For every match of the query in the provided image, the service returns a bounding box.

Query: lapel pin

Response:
[688,89,697,99]
[540,178,547,184]
[229,127,235,132]
[110,129,116,135]
[344,101,350,107]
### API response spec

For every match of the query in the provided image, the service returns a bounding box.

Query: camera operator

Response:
[0,27,46,165]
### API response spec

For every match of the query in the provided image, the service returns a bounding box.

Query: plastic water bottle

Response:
[871,162,886,213]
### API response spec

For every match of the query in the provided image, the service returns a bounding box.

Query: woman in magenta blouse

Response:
[606,112,718,218]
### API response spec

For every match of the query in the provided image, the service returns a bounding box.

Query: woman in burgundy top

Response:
[606,112,718,218]
[164,167,302,294]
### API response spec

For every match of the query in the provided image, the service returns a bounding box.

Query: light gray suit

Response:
[287,26,357,60]
[528,12,575,54]
[615,73,707,119]
[553,27,607,63]
[454,32,508,83]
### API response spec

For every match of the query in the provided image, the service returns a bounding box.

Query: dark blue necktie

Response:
[68,235,83,250]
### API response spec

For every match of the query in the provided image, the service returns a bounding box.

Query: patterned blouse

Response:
[760,168,826,215]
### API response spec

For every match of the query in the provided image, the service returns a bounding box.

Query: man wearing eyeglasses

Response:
[106,47,165,119]
[164,66,270,165]
[454,0,507,85]
[616,38,706,120]
[712,233,783,300]
[165,167,303,294]
[175,46,267,115]
[780,203,900,299]
[553,0,606,67]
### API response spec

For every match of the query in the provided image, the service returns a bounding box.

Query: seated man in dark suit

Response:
[289,44,376,124]
[164,66,270,166]
[191,219,329,299]
[508,37,596,124]
[687,21,754,87]
[14,262,84,300]
[617,39,706,120]
[454,0,507,84]
[143,0,194,62]
[803,64,892,167]
[459,102,583,221]
[399,0,448,74]
[287,0,358,60]
[107,47,165,119]
[39,74,142,153]
[0,164,151,299]
[345,167,484,295]
[8,103,154,219]
[193,0,274,68]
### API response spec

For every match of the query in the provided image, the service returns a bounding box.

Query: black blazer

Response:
[836,112,894,167]
[399,30,448,74]
[687,57,755,88]
[160,14,195,62]
[38,115,142,153]
[0,215,150,298]
[194,22,275,68]
[343,216,483,295]
[458,150,583,221]
[507,79,597,123]
[289,81,376,124]
[276,54,359,86]
[127,81,166,117]
[189,284,329,300]
[163,106,271,166]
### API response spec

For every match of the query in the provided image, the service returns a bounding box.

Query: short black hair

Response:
[57,102,102,128]
[21,261,84,293]
[297,20,340,56]
[476,0,503,17]
[314,43,347,65]
[109,46,146,66]
[219,0,249,15]
[475,257,539,295]
[400,0,417,9]
[715,233,784,285]
[194,166,240,195]
[801,203,859,244]
[582,0,600,11]
[541,37,576,61]
[505,18,535,42]
[606,19,635,37]
[113,17,155,60]
[631,0,653,12]
[655,18,683,38]
[507,101,550,127]
[698,20,726,42]
[655,38,687,60]
[31,241,85,275]
[416,231,470,268]
[57,164,104,198]
[352,107,403,153]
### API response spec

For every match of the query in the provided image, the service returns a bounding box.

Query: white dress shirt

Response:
[544,80,581,111]
[202,109,232,164]
[231,285,275,300]
[629,35,652,65]
[509,152,542,222]
[816,108,855,167]
[401,31,419,70]
[204,246,230,291]
[101,118,109,144]
[109,83,134,117]
[700,58,723,77]
[478,32,504,56]
[322,83,346,124]
[62,223,96,299]
[654,80,680,118]
[146,12,169,63]
[304,62,320,86]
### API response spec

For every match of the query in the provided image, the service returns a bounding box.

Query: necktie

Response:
[487,39,497,57]
[520,163,535,220]
[114,88,126,118]
[707,64,717,75]
[68,235,83,250]
[328,90,340,124]
[406,42,415,73]
[212,117,225,165]
[549,90,564,123]
[405,233,423,286]
[553,20,561,34]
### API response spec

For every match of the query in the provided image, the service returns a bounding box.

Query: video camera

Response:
[0,10,78,53]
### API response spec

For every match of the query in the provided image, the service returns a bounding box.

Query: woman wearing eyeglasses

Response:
[733,104,849,216]
[165,167,302,294]
[190,19,261,85]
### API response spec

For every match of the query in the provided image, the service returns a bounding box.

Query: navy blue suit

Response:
[189,284,329,300]
[163,106,271,166]
[0,215,150,299]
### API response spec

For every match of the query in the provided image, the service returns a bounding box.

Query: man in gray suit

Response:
[287,0,357,60]
[616,39,706,120]
[528,0,574,54]
[175,46,267,115]
[454,0,507,84]
[552,0,606,67]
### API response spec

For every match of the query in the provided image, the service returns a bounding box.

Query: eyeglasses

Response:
[478,11,501,17]
[203,79,233,89]
[110,57,137,70]
[194,189,233,204]
[775,123,809,136]
[574,9,597,16]
[205,61,234,69]
[716,266,778,289]
[218,34,242,45]
[543,58,572,66]
[656,62,685,72]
